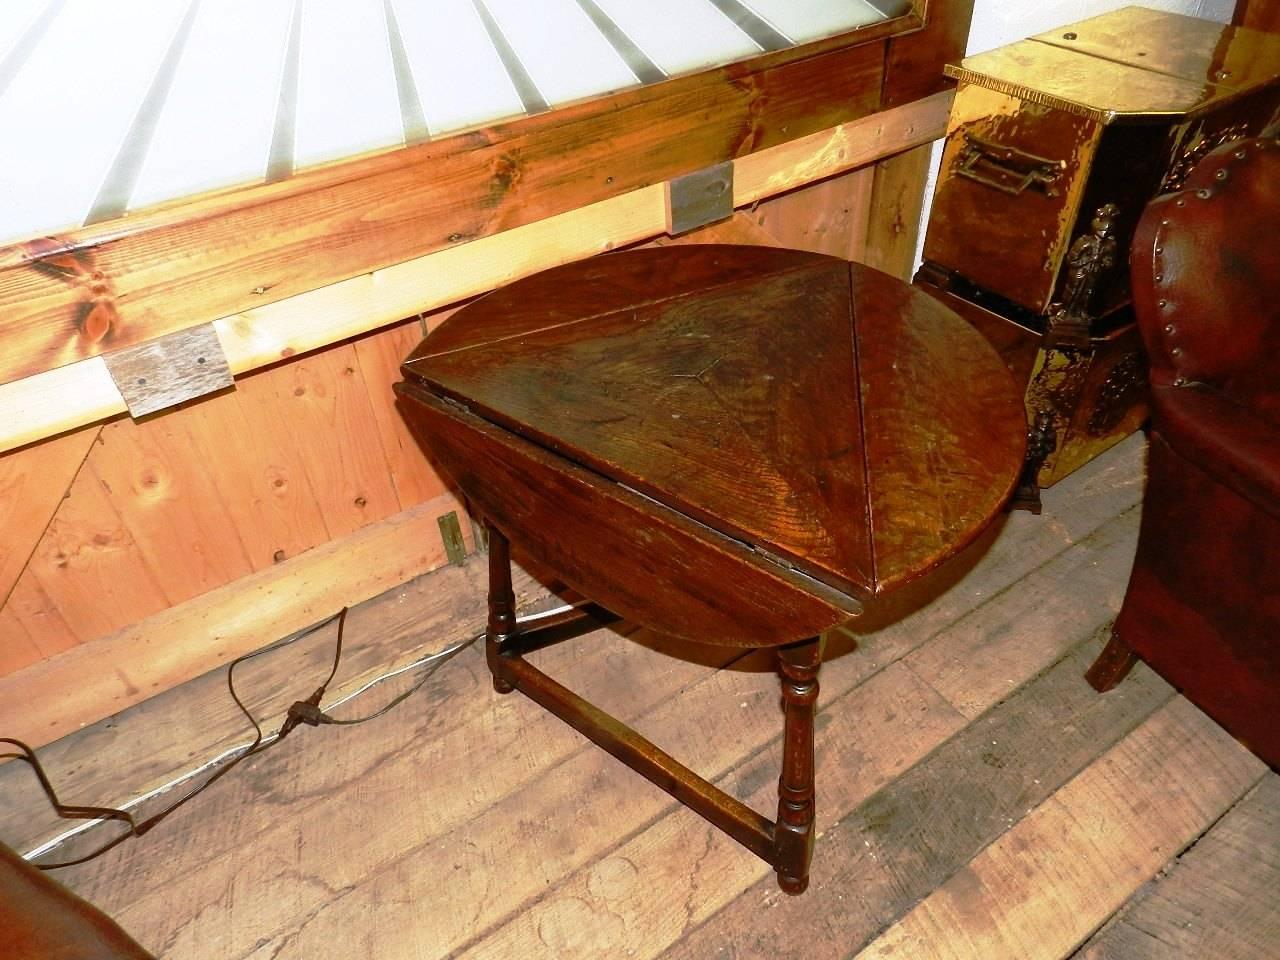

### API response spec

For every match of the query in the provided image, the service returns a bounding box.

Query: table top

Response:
[404,245,1026,609]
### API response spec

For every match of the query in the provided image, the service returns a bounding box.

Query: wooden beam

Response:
[0,491,471,750]
[0,36,888,387]
[882,0,974,107]
[0,91,953,455]
[750,168,877,260]
[861,142,936,280]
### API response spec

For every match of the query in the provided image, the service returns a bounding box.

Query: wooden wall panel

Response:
[89,417,253,605]
[749,146,934,280]
[352,316,450,510]
[0,320,457,680]
[0,316,462,646]
[0,426,99,603]
[0,605,42,675]
[177,383,328,571]
[23,464,171,643]
[268,344,403,541]
[2,575,78,664]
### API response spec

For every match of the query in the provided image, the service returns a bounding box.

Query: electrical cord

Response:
[4,607,482,869]
[278,609,479,732]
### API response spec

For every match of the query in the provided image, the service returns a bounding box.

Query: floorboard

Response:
[1074,775,1280,960]
[7,433,1277,960]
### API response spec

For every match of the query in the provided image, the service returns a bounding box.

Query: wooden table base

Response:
[484,526,825,895]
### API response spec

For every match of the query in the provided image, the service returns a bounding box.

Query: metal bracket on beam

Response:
[666,161,734,236]
[102,323,234,418]
[438,511,468,566]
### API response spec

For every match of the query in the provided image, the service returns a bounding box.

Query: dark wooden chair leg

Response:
[774,634,825,895]
[486,524,517,694]
[1085,628,1140,692]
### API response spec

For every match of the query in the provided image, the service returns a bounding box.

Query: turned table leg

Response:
[775,634,825,895]
[477,607,833,894]
[481,547,834,894]
[486,524,517,694]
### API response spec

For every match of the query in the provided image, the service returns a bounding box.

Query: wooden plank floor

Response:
[9,433,1278,959]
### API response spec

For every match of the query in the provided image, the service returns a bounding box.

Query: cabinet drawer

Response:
[923,84,1103,315]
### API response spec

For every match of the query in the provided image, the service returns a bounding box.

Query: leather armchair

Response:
[1086,137,1280,769]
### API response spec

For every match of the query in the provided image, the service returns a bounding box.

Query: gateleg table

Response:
[396,245,1026,893]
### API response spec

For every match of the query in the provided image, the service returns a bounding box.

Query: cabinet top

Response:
[946,6,1280,123]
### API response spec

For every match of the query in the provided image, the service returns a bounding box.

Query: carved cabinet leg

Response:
[1010,410,1059,514]
[774,634,825,895]
[486,523,518,694]
[1085,628,1139,692]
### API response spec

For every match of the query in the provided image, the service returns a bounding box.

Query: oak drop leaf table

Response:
[395,245,1026,893]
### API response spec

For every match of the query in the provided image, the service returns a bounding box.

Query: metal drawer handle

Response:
[955,133,1066,197]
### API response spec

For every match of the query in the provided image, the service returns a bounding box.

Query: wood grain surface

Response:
[23,460,171,642]
[663,640,1175,960]
[0,490,470,751]
[852,698,1264,960]
[0,426,100,607]
[408,249,875,597]
[882,0,974,107]
[405,245,1025,608]
[0,33,885,386]
[1077,776,1280,960]
[0,553,554,856]
[850,265,1027,593]
[751,168,876,261]
[0,90,953,455]
[396,386,859,646]
[862,142,935,280]
[16,436,1264,960]
[89,415,254,604]
[0,310,458,679]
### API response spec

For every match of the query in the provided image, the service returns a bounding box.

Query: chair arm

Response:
[1131,138,1279,396]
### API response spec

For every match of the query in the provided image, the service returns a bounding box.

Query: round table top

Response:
[403,245,1026,639]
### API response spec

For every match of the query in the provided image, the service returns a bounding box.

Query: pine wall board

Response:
[0,311,453,677]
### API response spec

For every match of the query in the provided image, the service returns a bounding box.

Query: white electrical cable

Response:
[22,603,576,863]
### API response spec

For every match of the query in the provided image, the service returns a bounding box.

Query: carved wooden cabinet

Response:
[916,6,1280,489]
